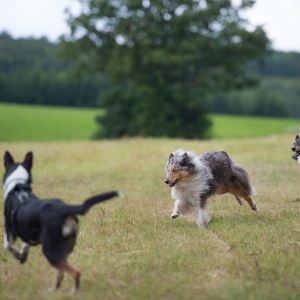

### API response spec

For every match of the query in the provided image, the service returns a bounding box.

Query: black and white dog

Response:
[3,151,121,292]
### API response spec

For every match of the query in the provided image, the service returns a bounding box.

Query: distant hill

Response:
[0,32,300,117]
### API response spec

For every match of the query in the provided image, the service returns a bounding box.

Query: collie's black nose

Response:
[165,179,169,184]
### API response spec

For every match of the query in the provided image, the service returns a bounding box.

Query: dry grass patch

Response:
[0,135,300,299]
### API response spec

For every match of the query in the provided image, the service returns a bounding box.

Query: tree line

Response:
[1,32,299,118]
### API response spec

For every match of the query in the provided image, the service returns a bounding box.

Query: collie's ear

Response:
[296,134,299,139]
[169,153,174,160]
[181,152,190,164]
[4,151,15,170]
[23,151,33,171]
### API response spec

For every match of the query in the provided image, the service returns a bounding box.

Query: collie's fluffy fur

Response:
[165,149,257,228]
[291,134,300,162]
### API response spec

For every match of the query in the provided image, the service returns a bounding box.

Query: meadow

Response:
[0,135,300,300]
[0,102,299,141]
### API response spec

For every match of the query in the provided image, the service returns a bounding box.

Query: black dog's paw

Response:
[19,255,27,264]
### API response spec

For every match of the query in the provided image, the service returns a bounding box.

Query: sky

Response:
[0,0,300,51]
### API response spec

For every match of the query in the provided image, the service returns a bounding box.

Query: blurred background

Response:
[0,0,299,141]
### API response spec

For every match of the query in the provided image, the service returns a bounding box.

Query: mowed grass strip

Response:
[0,135,300,300]
[0,102,299,141]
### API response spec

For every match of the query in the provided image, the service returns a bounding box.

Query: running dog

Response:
[291,134,300,162]
[3,151,121,292]
[165,149,257,228]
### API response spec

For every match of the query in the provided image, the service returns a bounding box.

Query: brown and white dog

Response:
[165,149,257,228]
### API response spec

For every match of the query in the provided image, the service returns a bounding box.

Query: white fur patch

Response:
[298,156,300,163]
[3,165,29,200]
[3,232,9,250]
[170,150,213,213]
[62,217,78,237]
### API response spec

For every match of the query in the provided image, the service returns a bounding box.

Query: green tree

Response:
[67,0,268,138]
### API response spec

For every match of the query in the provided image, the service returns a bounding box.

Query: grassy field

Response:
[0,103,100,141]
[0,102,299,141]
[0,135,300,300]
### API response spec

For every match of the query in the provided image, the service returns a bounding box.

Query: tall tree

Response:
[64,0,269,138]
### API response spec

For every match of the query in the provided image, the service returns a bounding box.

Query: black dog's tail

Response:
[63,191,121,216]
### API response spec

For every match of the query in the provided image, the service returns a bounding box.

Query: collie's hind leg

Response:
[235,196,243,206]
[243,195,257,211]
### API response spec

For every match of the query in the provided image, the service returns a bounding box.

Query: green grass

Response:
[0,135,300,300]
[211,114,300,138]
[0,103,299,141]
[0,103,100,141]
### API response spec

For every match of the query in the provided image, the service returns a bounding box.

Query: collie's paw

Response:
[196,222,206,229]
[48,287,56,293]
[171,213,179,219]
[251,203,258,211]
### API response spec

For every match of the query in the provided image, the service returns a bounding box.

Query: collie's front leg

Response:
[171,199,181,219]
[194,205,210,228]
[202,204,211,226]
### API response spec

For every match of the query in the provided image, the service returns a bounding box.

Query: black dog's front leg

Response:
[8,243,30,264]
[4,232,30,263]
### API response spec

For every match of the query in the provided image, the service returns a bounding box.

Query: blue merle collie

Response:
[3,151,121,292]
[291,134,300,164]
[165,149,257,228]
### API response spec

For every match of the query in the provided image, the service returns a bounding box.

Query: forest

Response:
[0,32,300,118]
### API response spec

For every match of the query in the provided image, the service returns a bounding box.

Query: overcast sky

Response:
[0,0,299,51]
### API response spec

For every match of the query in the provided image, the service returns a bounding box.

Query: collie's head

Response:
[164,149,197,187]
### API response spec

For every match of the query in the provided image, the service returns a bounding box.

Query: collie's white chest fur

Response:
[171,161,213,207]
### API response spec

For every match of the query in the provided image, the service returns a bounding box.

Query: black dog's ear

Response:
[4,151,15,169]
[169,153,174,160]
[23,151,33,171]
[296,134,299,140]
